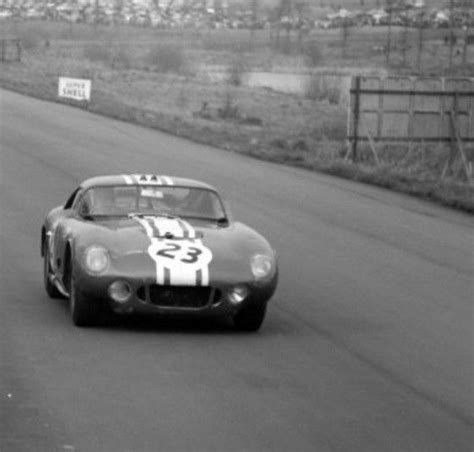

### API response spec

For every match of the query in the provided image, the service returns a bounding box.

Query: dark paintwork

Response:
[41,176,278,317]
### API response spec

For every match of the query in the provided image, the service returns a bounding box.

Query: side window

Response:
[74,192,92,218]
[64,188,81,209]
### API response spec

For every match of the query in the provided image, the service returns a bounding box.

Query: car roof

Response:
[80,175,217,192]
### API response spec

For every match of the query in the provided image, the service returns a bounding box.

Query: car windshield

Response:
[80,185,226,220]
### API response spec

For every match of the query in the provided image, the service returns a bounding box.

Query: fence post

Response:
[351,76,361,161]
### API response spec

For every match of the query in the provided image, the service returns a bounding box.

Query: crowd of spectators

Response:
[0,0,472,30]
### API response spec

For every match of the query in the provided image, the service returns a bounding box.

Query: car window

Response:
[64,188,81,209]
[74,192,93,218]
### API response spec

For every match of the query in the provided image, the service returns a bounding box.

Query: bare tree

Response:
[416,9,425,73]
[114,0,124,26]
[401,11,409,66]
[249,0,258,50]
[385,0,393,64]
[341,17,350,58]
[295,1,307,50]
[274,3,283,47]
[282,0,292,50]
[94,0,99,31]
[462,3,470,64]
[448,0,455,70]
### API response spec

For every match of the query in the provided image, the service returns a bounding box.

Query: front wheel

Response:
[68,268,99,327]
[233,301,267,332]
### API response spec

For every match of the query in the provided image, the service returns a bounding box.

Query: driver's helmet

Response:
[182,190,215,216]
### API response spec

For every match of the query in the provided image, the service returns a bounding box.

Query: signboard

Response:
[58,77,91,101]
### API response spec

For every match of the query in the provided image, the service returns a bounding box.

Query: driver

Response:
[90,187,116,214]
[179,190,216,217]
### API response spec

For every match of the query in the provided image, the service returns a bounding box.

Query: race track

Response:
[1,89,472,452]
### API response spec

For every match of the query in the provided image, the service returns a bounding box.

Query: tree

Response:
[416,9,425,73]
[448,0,455,70]
[114,0,124,25]
[385,0,394,64]
[94,0,99,31]
[400,11,409,66]
[295,1,307,50]
[462,3,470,65]
[249,0,258,50]
[281,0,292,50]
[341,17,350,58]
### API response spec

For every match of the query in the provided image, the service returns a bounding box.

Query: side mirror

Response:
[217,217,229,227]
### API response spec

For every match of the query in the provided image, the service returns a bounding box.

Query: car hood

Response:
[73,216,275,285]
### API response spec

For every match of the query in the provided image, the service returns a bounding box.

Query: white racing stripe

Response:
[128,174,174,186]
[122,174,134,185]
[151,217,186,239]
[133,216,212,287]
[134,217,165,284]
[178,219,197,239]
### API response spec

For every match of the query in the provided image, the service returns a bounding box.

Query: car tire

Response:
[43,245,62,299]
[233,300,267,332]
[68,267,99,327]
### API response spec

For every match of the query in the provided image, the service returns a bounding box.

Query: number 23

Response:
[157,243,202,264]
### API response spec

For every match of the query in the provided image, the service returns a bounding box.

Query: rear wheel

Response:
[233,300,267,332]
[67,263,99,327]
[43,244,61,298]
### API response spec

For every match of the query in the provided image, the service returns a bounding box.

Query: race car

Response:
[41,175,278,331]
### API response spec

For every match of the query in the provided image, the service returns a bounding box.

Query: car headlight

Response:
[227,285,249,305]
[251,254,273,280]
[84,246,109,274]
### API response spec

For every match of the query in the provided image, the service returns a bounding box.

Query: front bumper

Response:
[74,269,277,318]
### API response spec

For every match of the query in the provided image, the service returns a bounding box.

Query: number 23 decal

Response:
[157,243,203,264]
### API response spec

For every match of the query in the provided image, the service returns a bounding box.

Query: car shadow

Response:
[52,296,272,335]
[100,312,236,335]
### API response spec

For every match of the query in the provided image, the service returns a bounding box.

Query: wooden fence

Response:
[348,76,474,158]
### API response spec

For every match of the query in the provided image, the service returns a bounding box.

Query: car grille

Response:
[138,285,221,308]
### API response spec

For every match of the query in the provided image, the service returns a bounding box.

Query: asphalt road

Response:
[1,89,473,452]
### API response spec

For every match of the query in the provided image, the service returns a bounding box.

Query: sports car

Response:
[41,174,278,331]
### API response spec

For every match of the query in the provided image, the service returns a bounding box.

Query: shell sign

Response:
[58,77,91,101]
